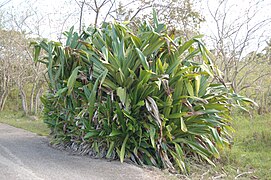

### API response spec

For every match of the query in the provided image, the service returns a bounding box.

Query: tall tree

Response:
[114,0,204,38]
[0,29,45,114]
[203,0,271,93]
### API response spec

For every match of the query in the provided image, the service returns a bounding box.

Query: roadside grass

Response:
[187,113,271,179]
[222,113,271,179]
[0,111,270,179]
[0,111,49,136]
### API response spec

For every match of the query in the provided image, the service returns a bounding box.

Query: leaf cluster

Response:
[32,13,253,173]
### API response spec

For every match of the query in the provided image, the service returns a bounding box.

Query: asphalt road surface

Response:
[0,123,170,180]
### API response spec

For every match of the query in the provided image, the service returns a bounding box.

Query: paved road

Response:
[0,123,170,180]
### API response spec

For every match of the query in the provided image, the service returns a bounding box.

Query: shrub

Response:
[32,13,253,173]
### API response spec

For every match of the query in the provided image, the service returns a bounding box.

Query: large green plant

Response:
[32,13,253,173]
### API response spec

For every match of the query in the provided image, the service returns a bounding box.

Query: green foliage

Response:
[227,113,271,178]
[32,15,252,173]
[172,113,271,179]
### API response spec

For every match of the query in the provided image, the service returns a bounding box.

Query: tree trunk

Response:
[30,79,38,114]
[0,72,10,111]
[0,90,9,111]
[34,88,42,115]
[20,88,28,115]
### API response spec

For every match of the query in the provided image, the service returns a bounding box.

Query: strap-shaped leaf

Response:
[120,134,129,163]
[67,66,81,95]
[136,48,149,70]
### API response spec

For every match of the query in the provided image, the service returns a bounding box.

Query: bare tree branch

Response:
[0,0,11,9]
[129,5,152,21]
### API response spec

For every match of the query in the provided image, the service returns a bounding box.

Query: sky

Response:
[1,0,271,54]
[197,0,271,53]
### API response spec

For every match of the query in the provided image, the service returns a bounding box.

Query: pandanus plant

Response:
[32,12,254,173]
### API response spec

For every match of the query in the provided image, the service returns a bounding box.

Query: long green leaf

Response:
[120,134,129,163]
[67,66,81,95]
[136,48,149,70]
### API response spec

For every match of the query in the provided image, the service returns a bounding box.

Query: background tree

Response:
[201,0,271,113]
[0,29,45,114]
[0,2,46,114]
[240,43,271,114]
[113,0,204,39]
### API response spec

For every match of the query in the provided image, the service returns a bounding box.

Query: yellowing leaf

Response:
[180,117,187,132]
[195,75,201,97]
[185,80,194,97]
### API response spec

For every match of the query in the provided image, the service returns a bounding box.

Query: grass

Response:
[0,111,50,136]
[221,113,271,179]
[187,112,271,179]
[0,111,270,179]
